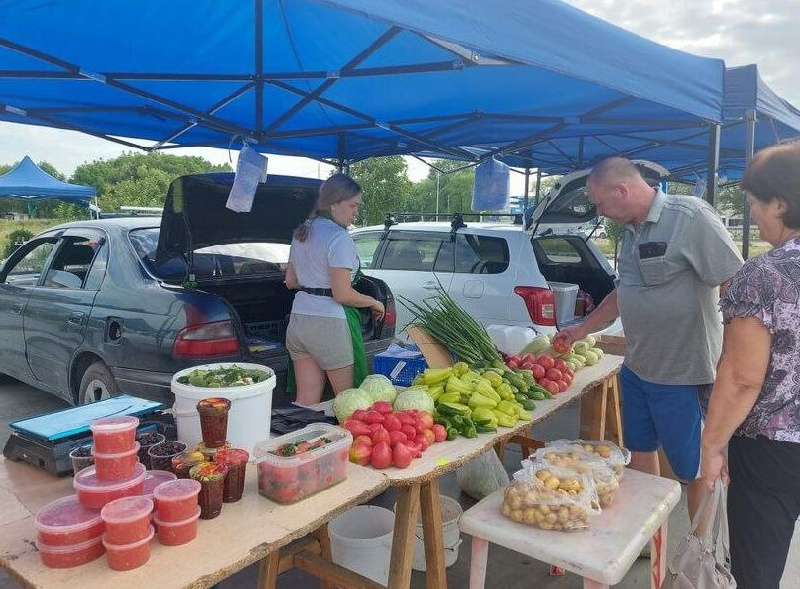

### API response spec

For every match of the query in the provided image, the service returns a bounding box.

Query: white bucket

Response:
[328,505,394,585]
[171,362,275,454]
[393,494,463,571]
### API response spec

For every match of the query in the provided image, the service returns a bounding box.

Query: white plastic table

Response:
[460,468,681,589]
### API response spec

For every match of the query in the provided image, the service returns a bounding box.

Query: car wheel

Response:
[78,361,119,404]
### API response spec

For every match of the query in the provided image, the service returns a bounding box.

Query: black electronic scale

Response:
[3,395,169,476]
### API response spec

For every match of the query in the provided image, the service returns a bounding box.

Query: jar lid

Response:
[152,478,201,502]
[73,462,146,493]
[34,495,102,534]
[214,448,249,467]
[89,415,139,434]
[171,451,205,471]
[100,496,153,524]
[142,470,178,499]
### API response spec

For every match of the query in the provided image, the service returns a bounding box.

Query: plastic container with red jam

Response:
[253,424,351,504]
[89,416,139,454]
[148,440,187,472]
[92,441,140,482]
[103,525,154,571]
[171,450,206,478]
[196,397,231,448]
[100,496,153,545]
[142,470,178,501]
[214,448,249,503]
[37,535,105,569]
[154,506,201,546]
[34,495,104,547]
[189,462,228,520]
[73,462,146,509]
[153,478,201,522]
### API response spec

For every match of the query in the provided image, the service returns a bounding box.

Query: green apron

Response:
[286,215,369,401]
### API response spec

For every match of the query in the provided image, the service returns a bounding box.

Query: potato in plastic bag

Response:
[501,460,601,531]
[548,439,631,479]
[530,447,620,508]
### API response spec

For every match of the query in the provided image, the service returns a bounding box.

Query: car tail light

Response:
[383,298,397,328]
[173,320,240,358]
[514,286,556,326]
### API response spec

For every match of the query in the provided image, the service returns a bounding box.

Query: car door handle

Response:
[11,303,24,315]
[422,281,438,291]
[67,312,85,326]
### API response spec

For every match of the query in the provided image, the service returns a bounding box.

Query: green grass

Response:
[0,219,56,252]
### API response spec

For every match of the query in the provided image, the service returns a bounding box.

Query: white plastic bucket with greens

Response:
[171,363,275,453]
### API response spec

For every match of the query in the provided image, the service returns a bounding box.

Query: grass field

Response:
[0,219,55,255]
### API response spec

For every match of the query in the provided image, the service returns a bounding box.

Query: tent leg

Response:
[743,110,756,260]
[705,123,720,208]
[534,169,542,204]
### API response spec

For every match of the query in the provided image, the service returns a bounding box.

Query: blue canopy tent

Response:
[0,0,723,167]
[0,156,95,214]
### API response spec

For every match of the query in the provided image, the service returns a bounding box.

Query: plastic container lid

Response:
[152,478,202,502]
[100,496,153,525]
[102,525,155,550]
[142,470,178,499]
[253,424,351,468]
[153,505,201,528]
[73,462,147,493]
[92,441,140,459]
[213,448,249,467]
[37,534,103,554]
[89,415,139,435]
[34,495,103,535]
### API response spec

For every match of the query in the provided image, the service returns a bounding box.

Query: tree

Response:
[409,160,476,217]
[605,219,625,267]
[347,156,413,226]
[72,151,231,214]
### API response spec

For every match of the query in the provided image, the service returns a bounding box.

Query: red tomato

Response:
[414,434,430,451]
[552,337,571,354]
[546,368,563,382]
[343,419,372,438]
[543,380,560,395]
[353,435,372,447]
[521,353,535,365]
[538,377,553,390]
[392,443,414,469]
[372,401,394,414]
[405,441,423,458]
[383,414,402,432]
[349,443,371,466]
[271,483,301,503]
[553,359,568,373]
[370,441,393,469]
[537,355,555,370]
[530,364,546,380]
[371,426,390,446]
[563,367,574,379]
[417,412,434,430]
[388,431,408,446]
[396,412,416,426]
[557,380,569,393]
[272,465,299,484]
[520,361,535,371]
[431,424,447,443]
[506,358,520,369]
[362,410,385,424]
[401,424,418,440]
[422,429,436,445]
[351,409,369,422]
[367,422,384,434]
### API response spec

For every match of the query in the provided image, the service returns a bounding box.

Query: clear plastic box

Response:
[547,281,579,325]
[253,424,352,504]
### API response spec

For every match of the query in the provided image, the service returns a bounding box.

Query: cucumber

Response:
[437,402,472,416]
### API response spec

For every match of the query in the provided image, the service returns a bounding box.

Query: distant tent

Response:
[0,156,95,205]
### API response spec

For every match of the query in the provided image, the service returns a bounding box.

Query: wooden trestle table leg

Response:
[387,484,421,589]
[420,478,447,589]
[257,549,280,589]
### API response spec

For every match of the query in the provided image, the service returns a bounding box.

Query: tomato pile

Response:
[503,353,574,396]
[343,401,446,469]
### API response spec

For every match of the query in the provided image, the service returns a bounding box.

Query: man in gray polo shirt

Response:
[555,157,743,521]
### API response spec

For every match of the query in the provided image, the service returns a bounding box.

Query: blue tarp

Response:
[0,156,95,202]
[0,0,724,162]
[479,64,800,180]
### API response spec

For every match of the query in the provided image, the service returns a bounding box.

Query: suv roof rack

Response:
[387,212,523,227]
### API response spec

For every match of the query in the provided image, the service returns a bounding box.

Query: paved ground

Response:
[1,376,798,589]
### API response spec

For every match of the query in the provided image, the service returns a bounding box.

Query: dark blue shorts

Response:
[619,365,704,481]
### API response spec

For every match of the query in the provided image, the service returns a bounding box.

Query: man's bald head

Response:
[586,157,656,226]
[589,157,643,184]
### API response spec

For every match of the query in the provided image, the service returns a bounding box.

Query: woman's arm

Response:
[284,262,299,290]
[329,267,384,318]
[701,316,771,487]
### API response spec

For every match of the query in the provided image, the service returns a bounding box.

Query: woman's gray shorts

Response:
[285,313,354,370]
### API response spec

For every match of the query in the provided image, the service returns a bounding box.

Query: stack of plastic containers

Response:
[152,479,202,546]
[34,495,105,568]
[100,497,155,571]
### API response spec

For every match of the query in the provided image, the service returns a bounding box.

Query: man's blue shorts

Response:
[619,365,704,481]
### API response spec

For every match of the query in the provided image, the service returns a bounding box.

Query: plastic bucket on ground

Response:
[328,505,394,585]
[171,363,275,453]
[393,494,463,571]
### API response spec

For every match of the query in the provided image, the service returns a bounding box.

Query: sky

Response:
[1,0,796,195]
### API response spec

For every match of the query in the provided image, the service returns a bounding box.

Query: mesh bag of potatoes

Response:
[548,439,631,479]
[531,446,621,508]
[501,460,601,531]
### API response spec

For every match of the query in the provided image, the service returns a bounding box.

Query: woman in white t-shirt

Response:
[284,173,385,404]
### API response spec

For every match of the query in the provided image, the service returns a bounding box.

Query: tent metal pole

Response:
[705,123,721,207]
[534,169,542,204]
[743,110,756,260]
[578,137,585,167]
[522,165,531,212]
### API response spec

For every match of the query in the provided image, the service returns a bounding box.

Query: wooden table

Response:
[0,459,388,589]
[460,469,681,589]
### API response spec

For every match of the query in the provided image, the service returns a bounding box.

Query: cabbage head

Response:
[332,388,373,423]
[359,374,397,404]
[393,389,435,414]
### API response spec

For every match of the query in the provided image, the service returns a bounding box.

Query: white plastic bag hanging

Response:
[226,142,268,213]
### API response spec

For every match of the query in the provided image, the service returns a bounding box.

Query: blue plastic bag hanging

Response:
[472,158,510,212]
[226,142,268,213]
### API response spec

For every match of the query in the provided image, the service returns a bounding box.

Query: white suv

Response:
[351,160,667,337]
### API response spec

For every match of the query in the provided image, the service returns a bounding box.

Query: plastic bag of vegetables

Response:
[531,447,620,508]
[457,452,510,500]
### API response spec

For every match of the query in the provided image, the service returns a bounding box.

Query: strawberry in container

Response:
[253,424,351,504]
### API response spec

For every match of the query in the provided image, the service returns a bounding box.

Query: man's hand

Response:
[552,324,587,352]
[700,445,730,492]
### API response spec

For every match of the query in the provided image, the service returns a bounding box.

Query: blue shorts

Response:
[619,365,704,481]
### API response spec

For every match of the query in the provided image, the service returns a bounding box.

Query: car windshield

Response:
[129,227,289,283]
